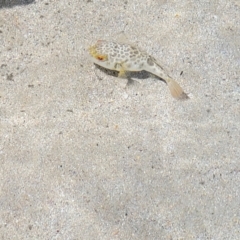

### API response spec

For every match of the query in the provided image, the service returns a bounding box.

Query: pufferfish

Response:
[88,40,188,99]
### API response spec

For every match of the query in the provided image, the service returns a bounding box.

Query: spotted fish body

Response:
[88,40,188,99]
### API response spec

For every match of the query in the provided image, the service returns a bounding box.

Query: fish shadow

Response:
[94,64,166,86]
[0,0,35,8]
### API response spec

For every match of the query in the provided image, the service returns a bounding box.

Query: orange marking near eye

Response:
[96,54,108,61]
[97,56,104,60]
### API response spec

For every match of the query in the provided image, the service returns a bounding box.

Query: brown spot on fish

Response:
[147,57,154,66]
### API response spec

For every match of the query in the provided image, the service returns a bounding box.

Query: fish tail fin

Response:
[166,78,189,100]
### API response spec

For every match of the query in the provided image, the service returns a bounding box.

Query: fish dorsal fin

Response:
[114,31,133,45]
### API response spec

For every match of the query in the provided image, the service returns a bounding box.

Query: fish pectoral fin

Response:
[117,63,128,78]
[118,69,126,78]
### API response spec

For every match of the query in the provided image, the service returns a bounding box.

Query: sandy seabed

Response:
[0,0,240,239]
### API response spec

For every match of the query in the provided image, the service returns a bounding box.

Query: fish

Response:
[88,40,188,99]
